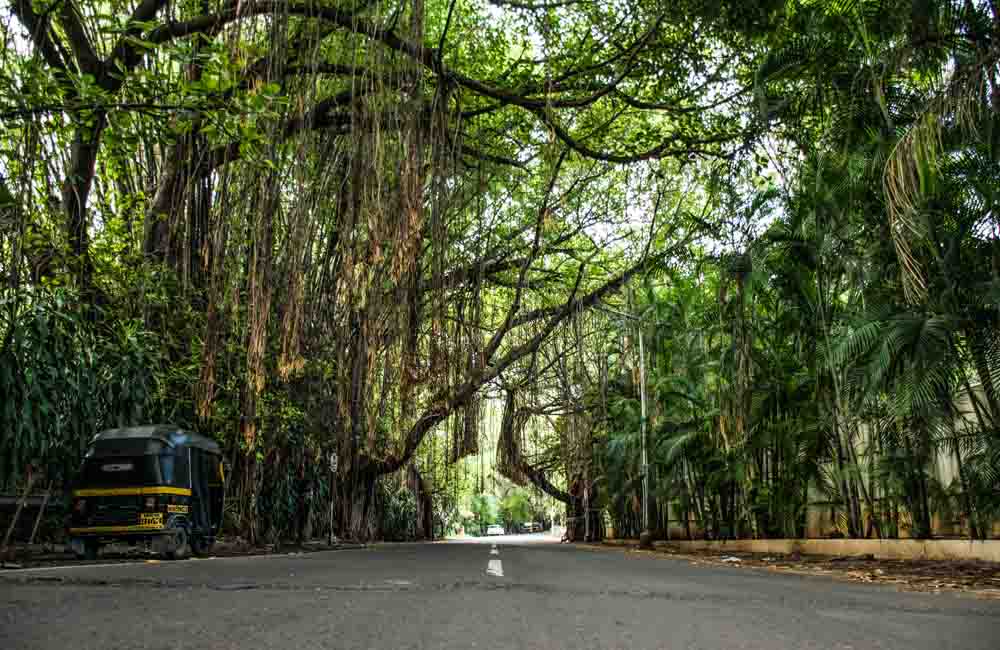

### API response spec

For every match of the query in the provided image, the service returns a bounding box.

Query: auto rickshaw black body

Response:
[67,425,224,560]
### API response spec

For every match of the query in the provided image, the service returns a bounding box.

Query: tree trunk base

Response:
[339,470,378,542]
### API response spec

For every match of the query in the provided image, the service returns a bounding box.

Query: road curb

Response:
[600,538,1000,563]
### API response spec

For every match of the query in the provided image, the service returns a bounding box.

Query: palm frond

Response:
[883,47,999,302]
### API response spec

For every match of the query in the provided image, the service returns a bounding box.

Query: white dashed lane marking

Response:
[486,544,503,576]
[486,558,504,577]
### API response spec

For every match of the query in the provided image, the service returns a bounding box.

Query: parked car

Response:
[486,524,505,536]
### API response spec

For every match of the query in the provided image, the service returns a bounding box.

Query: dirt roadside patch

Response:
[584,542,1000,599]
[0,539,365,569]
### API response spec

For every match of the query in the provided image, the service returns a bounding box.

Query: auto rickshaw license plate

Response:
[140,512,163,527]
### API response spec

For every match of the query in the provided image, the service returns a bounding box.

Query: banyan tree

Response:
[2,0,749,540]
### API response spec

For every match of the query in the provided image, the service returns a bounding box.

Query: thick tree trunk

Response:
[339,466,378,542]
[407,464,433,540]
[295,465,313,544]
[63,120,105,304]
[143,143,184,261]
[565,476,602,542]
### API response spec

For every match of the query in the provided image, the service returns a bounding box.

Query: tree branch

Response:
[612,84,750,114]
[488,0,585,10]
[57,0,101,74]
[374,230,679,477]
[515,457,574,504]
[49,1,736,166]
[104,0,171,88]
[534,107,734,162]
[11,0,69,73]
[482,149,568,363]
[459,144,524,168]
[135,3,682,119]
[508,231,691,329]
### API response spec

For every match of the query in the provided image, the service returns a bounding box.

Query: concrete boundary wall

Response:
[605,538,1000,562]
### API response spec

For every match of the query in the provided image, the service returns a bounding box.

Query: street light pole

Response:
[637,321,649,537]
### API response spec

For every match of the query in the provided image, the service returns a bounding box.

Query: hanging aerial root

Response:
[496,390,529,486]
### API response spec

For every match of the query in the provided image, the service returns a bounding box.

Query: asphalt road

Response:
[2,534,998,649]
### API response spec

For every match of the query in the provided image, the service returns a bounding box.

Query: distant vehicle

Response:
[67,425,224,560]
[486,524,505,536]
[523,522,538,533]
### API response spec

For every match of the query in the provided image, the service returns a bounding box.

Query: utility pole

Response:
[638,319,649,538]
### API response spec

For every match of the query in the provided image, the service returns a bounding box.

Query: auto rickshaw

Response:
[67,425,224,560]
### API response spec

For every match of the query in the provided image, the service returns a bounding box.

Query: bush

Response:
[379,481,418,541]
[0,288,162,490]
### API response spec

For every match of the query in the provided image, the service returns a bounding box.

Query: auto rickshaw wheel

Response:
[191,535,213,557]
[164,526,190,560]
[75,539,100,561]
